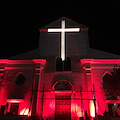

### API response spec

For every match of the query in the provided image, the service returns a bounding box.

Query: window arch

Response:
[52,80,74,91]
[102,71,112,83]
[102,71,118,100]
[14,72,26,86]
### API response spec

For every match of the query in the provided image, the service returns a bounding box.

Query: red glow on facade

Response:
[20,108,30,116]
[90,100,95,118]
[7,99,23,103]
[33,59,46,65]
[0,59,46,66]
[75,104,83,117]
[81,58,120,117]
[49,100,55,110]
[0,57,120,119]
[18,100,31,115]
[39,29,48,32]
[71,102,85,119]
[1,16,120,119]
[81,59,120,64]
[80,28,88,31]
[42,99,55,118]
[0,59,46,117]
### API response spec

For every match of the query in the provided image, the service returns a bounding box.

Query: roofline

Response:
[40,16,89,29]
[0,59,46,65]
[81,58,120,64]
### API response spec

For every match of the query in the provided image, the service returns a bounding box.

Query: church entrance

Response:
[53,80,73,120]
[55,94,71,120]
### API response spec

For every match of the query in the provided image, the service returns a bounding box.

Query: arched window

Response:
[14,72,26,86]
[54,80,73,91]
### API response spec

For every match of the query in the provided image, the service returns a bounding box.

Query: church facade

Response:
[0,17,120,120]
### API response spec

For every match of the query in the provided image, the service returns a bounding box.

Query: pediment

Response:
[40,17,88,29]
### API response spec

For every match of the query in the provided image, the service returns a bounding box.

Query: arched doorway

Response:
[53,80,73,120]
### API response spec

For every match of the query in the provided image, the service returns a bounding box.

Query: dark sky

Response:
[1,1,120,58]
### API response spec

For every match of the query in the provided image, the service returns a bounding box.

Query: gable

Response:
[41,17,88,29]
[39,17,89,58]
[9,17,120,60]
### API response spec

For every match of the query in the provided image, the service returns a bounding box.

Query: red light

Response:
[90,101,95,118]
[76,105,82,117]
[71,103,83,118]
[7,99,23,103]
[20,108,30,116]
[81,59,120,64]
[39,29,48,32]
[33,59,46,69]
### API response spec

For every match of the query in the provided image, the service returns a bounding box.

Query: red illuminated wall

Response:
[36,57,91,120]
[81,59,120,117]
[0,59,46,116]
[1,58,120,119]
[38,58,119,119]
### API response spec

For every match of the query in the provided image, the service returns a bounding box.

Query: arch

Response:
[52,74,74,86]
[102,71,112,83]
[102,71,112,77]
[14,72,26,86]
[52,79,74,91]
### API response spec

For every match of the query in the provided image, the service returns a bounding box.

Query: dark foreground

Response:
[0,115,120,120]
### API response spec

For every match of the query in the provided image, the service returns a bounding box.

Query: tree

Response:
[102,65,120,98]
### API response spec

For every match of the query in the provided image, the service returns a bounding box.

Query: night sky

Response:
[1,1,120,58]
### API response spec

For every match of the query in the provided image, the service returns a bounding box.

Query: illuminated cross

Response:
[48,20,80,61]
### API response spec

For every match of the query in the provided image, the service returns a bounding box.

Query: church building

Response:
[0,17,120,120]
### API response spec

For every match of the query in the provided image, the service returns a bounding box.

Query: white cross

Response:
[48,20,80,61]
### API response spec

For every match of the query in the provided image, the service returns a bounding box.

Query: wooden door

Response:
[55,95,71,120]
[10,103,19,115]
